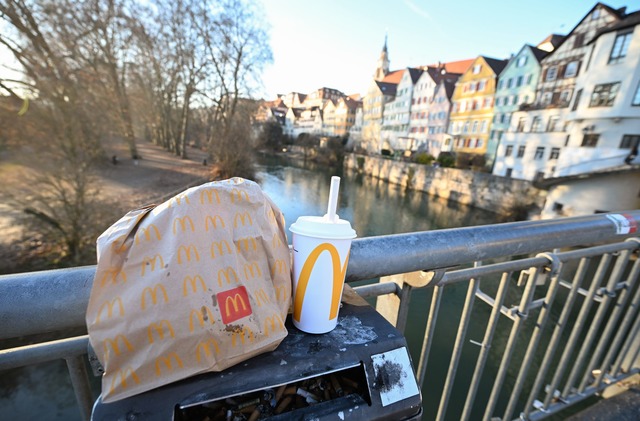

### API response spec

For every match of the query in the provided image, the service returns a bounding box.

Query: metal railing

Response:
[1,211,639,420]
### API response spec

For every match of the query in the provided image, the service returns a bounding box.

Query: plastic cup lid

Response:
[289,216,357,239]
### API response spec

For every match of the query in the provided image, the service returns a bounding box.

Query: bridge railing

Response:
[1,211,639,420]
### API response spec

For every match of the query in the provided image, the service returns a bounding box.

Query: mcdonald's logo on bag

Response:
[272,233,284,248]
[95,297,124,324]
[154,352,183,376]
[177,244,200,264]
[231,326,254,347]
[182,275,206,296]
[200,189,220,204]
[196,339,220,363]
[274,285,288,303]
[233,212,253,228]
[168,194,190,208]
[109,367,140,393]
[173,216,195,235]
[141,284,169,310]
[205,215,225,230]
[230,188,250,203]
[293,243,349,323]
[254,288,270,306]
[141,254,165,276]
[147,320,175,344]
[243,262,262,280]
[217,267,239,287]
[217,286,252,324]
[236,237,257,253]
[135,224,161,245]
[211,240,233,259]
[100,268,127,287]
[110,235,130,254]
[103,334,133,363]
[271,259,287,277]
[189,306,215,331]
[263,314,285,337]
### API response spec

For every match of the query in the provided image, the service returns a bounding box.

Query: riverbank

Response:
[344,153,546,217]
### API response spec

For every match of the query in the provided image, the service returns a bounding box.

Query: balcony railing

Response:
[1,211,639,420]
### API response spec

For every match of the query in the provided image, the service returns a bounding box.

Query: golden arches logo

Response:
[109,367,140,393]
[196,339,220,363]
[205,215,225,230]
[263,314,285,337]
[96,297,124,324]
[182,275,206,296]
[200,189,221,204]
[293,243,349,323]
[230,188,250,203]
[147,320,175,344]
[189,306,215,331]
[177,244,200,264]
[233,212,253,228]
[100,268,127,287]
[168,194,191,208]
[217,267,239,287]
[173,216,195,235]
[141,254,164,276]
[103,334,133,363]
[272,233,284,248]
[110,235,130,254]
[141,284,169,310]
[231,326,254,347]
[271,259,287,277]
[211,240,233,259]
[135,224,161,245]
[154,352,183,376]
[254,288,270,307]
[274,285,288,303]
[236,237,257,253]
[243,262,262,280]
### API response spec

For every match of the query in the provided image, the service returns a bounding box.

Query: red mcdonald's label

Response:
[217,286,252,324]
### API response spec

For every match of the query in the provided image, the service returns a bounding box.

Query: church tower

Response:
[374,35,390,81]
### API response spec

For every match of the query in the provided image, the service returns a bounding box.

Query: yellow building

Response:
[448,56,507,166]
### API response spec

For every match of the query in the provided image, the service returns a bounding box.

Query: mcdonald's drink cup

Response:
[290,215,356,334]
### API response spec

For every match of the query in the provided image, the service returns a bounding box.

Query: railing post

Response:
[65,355,94,421]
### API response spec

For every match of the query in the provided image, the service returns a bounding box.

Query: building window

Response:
[547,116,560,132]
[572,89,583,111]
[472,64,482,74]
[505,168,513,177]
[589,83,620,107]
[516,117,526,132]
[516,75,523,87]
[481,120,488,133]
[620,135,640,149]
[517,145,526,158]
[582,134,599,147]
[534,147,545,160]
[609,30,633,64]
[526,74,533,84]
[463,121,469,133]
[574,33,585,48]
[550,147,560,160]
[531,116,542,132]
[472,120,478,133]
[507,78,514,88]
[542,92,552,105]
[516,56,528,67]
[632,83,640,106]
[505,145,514,156]
[560,90,572,104]
[564,61,580,77]
[478,80,486,91]
[546,66,558,81]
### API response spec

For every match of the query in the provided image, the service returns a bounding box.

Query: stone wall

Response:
[344,153,546,216]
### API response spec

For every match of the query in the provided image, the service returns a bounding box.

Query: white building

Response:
[381,68,423,151]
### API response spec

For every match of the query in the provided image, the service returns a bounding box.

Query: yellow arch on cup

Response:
[293,243,349,323]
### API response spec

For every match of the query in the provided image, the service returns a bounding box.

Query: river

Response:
[0,156,545,420]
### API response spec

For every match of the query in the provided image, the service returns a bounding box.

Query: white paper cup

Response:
[289,216,356,334]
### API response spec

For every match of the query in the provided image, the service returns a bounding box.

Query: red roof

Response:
[381,70,404,84]
[427,59,475,75]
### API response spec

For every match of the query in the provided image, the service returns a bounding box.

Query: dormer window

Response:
[545,66,558,81]
[609,30,633,64]
[516,56,528,67]
[472,64,482,74]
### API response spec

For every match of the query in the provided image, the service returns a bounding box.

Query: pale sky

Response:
[259,0,635,99]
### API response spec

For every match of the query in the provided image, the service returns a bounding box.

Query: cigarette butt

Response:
[237,398,260,410]
[296,388,320,403]
[330,374,344,397]
[284,386,297,395]
[275,385,286,401]
[341,376,359,389]
[239,404,257,414]
[275,396,293,414]
[247,408,261,421]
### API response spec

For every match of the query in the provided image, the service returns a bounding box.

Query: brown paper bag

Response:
[86,178,291,403]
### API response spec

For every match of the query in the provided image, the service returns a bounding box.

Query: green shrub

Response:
[414,153,435,165]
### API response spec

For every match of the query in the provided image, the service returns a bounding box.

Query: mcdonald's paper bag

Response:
[86,177,292,403]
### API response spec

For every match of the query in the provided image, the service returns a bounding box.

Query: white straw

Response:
[326,176,340,222]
